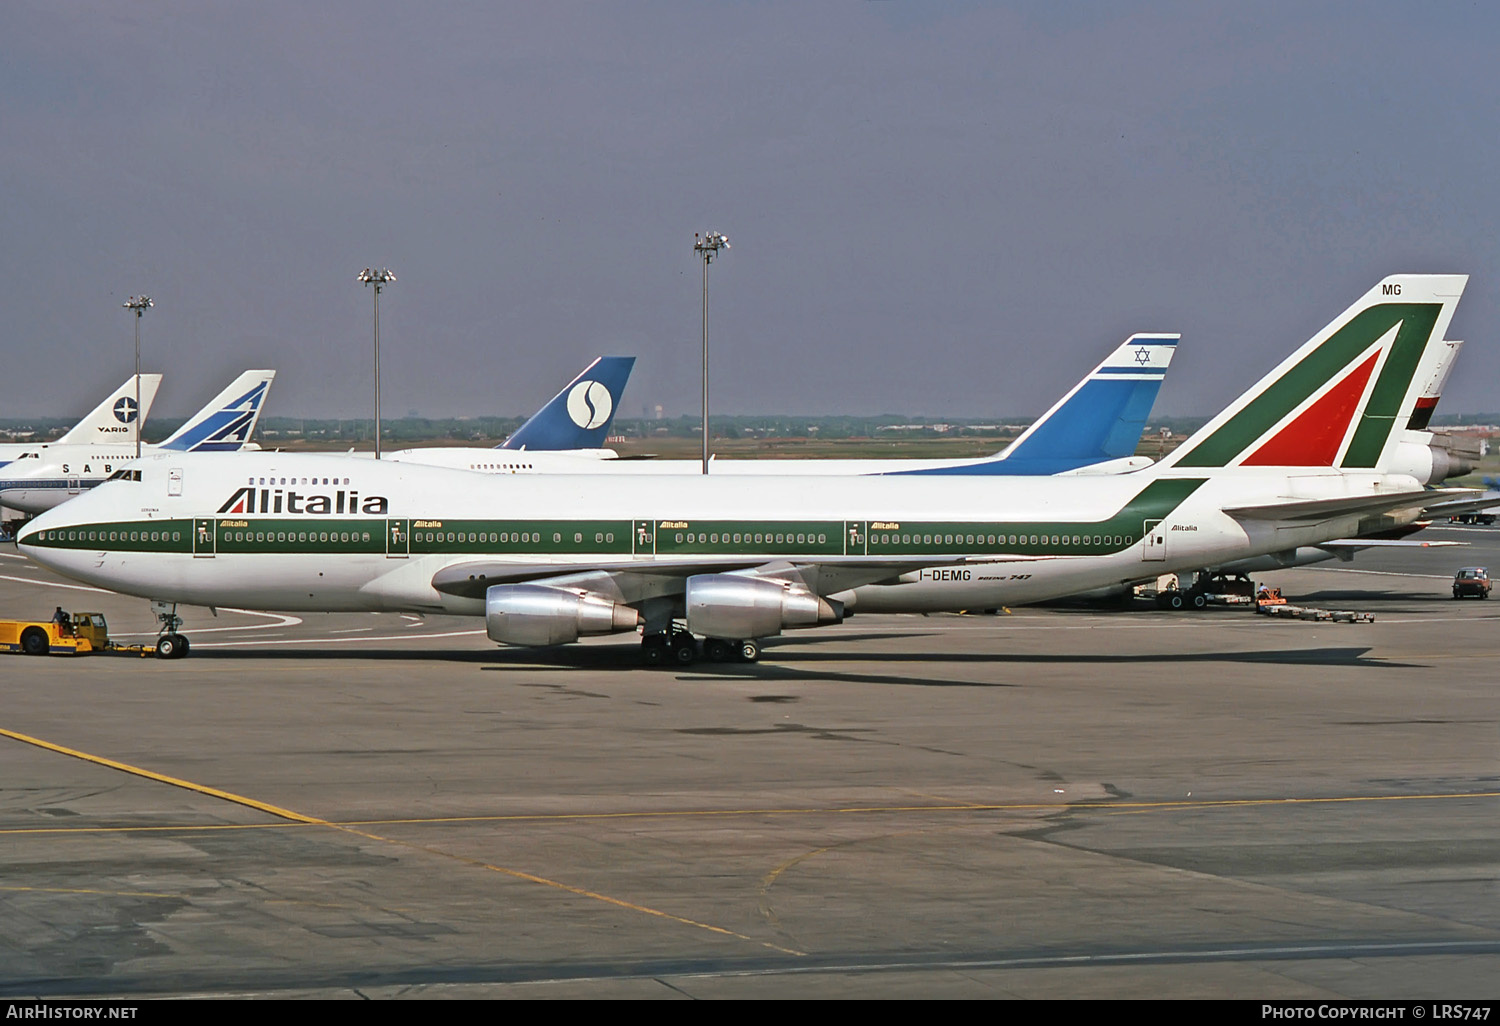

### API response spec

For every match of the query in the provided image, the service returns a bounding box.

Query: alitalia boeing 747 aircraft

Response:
[18,276,1474,663]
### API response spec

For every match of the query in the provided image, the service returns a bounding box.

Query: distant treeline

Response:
[2,412,1496,445]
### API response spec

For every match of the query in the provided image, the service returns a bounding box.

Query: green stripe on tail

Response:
[1173,303,1440,468]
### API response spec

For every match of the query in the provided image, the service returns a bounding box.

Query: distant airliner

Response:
[0,371,275,515]
[390,335,1178,478]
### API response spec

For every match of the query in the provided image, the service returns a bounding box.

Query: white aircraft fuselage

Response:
[387,447,1153,477]
[19,450,1423,618]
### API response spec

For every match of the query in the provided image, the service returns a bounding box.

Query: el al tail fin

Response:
[56,373,164,444]
[158,370,276,452]
[500,356,635,451]
[1160,275,1467,472]
[892,334,1178,476]
[1001,333,1177,467]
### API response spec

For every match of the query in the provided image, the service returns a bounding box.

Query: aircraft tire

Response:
[178,636,191,657]
[671,634,698,666]
[20,628,49,656]
[155,634,182,659]
[703,638,733,663]
[738,639,760,663]
[641,634,667,666]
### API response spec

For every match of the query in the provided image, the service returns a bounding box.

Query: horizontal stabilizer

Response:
[1419,495,1500,519]
[1225,487,1477,523]
[1317,538,1466,549]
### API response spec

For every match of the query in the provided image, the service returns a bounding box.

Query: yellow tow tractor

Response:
[0,611,170,658]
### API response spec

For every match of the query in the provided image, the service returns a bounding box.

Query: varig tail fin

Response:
[158,370,276,452]
[889,334,1177,477]
[1160,275,1467,472]
[500,356,635,451]
[56,374,164,444]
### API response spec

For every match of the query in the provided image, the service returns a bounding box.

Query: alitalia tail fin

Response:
[501,356,635,451]
[55,374,164,444]
[1161,275,1467,472]
[159,370,276,452]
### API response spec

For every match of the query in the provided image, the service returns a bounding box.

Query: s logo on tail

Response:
[501,356,635,451]
[566,380,614,430]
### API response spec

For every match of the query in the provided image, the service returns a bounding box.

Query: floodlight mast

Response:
[122,296,153,458]
[693,231,729,475]
[357,268,396,458]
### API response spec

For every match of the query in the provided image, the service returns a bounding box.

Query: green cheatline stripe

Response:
[1174,303,1440,468]
[26,479,1208,561]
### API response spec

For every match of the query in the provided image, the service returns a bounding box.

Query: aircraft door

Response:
[193,519,216,558]
[168,468,183,496]
[386,518,410,558]
[845,521,867,555]
[633,520,654,555]
[1142,519,1167,561]
[67,477,81,495]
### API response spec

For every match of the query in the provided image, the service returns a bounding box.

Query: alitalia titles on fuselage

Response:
[217,486,389,516]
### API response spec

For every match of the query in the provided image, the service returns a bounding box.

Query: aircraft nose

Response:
[15,505,64,551]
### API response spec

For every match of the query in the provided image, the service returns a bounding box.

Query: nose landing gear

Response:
[151,602,190,660]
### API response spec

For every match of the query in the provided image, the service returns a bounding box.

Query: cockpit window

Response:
[107,469,142,482]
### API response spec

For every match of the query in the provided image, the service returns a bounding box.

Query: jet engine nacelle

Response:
[685,574,843,640]
[485,583,640,647]
[1387,440,1473,484]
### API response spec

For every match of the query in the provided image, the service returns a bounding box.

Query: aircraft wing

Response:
[1223,487,1477,523]
[431,552,1046,601]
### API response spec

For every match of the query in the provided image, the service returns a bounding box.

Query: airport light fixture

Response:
[358,268,396,459]
[693,231,729,474]
[122,296,153,458]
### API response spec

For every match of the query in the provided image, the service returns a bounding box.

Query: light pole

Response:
[693,231,729,474]
[122,296,152,458]
[357,268,396,458]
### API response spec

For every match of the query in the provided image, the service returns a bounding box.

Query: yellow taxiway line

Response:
[0,725,802,956]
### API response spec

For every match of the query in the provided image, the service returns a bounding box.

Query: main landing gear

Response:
[151,603,191,660]
[640,627,759,667]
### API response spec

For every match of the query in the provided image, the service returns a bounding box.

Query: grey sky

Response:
[2,2,1496,422]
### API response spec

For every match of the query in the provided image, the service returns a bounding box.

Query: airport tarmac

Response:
[0,526,1497,999]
